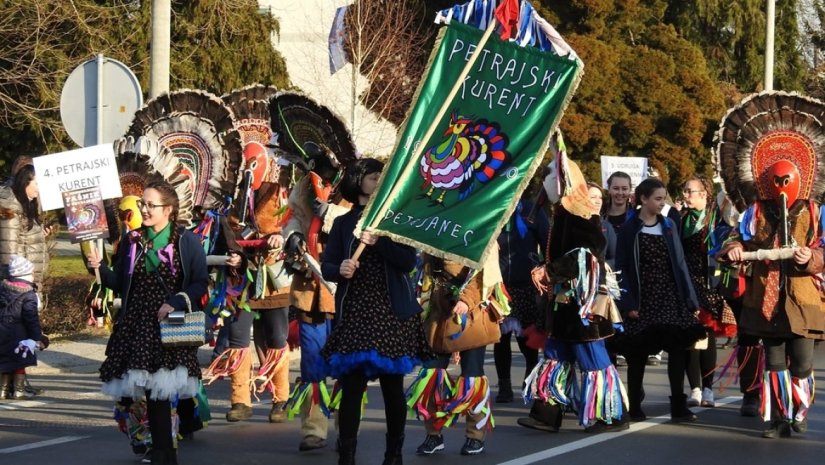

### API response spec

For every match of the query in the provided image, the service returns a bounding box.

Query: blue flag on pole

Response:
[329,6,348,75]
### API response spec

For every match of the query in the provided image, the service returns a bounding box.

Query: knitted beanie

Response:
[8,255,34,278]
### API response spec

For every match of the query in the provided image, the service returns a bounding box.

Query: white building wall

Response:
[260,0,399,157]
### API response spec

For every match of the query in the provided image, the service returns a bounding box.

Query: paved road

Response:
[1,343,824,465]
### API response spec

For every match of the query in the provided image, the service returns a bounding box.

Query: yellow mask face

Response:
[118,195,143,231]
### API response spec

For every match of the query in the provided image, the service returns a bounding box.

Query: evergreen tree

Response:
[0,0,289,171]
[665,0,805,92]
[532,0,726,192]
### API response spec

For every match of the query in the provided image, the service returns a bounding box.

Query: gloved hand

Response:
[313,199,329,219]
[284,233,306,257]
[15,339,37,358]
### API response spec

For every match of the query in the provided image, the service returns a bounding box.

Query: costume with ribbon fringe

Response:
[103,89,238,461]
[270,91,357,449]
[98,227,209,458]
[202,86,295,422]
[406,256,502,443]
[518,132,628,433]
[715,91,825,435]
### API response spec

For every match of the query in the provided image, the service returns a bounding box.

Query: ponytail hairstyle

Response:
[601,171,632,217]
[144,179,181,245]
[634,177,666,207]
[11,165,40,230]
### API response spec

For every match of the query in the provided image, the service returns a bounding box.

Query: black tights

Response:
[146,394,173,454]
[494,332,539,383]
[338,371,406,441]
[626,349,690,411]
[686,332,716,390]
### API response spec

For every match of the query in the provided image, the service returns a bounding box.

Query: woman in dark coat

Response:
[88,180,208,465]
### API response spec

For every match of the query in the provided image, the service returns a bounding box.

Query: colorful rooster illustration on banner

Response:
[419,111,511,205]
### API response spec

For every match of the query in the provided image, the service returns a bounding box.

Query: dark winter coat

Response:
[615,214,699,316]
[497,201,549,287]
[0,280,41,372]
[322,206,422,321]
[98,227,208,321]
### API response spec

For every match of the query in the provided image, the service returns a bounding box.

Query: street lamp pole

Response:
[765,0,775,91]
[150,0,171,98]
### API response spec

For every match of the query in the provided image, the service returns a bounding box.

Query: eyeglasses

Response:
[682,189,704,195]
[136,199,168,210]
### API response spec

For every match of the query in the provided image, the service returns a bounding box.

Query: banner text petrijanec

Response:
[383,208,475,247]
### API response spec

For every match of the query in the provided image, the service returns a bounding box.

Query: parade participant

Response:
[0,255,48,400]
[518,136,628,434]
[320,158,430,465]
[715,91,825,439]
[601,171,632,232]
[493,190,547,403]
[614,177,706,423]
[588,182,616,267]
[89,180,209,465]
[408,252,502,456]
[282,141,348,451]
[679,176,736,408]
[204,87,293,424]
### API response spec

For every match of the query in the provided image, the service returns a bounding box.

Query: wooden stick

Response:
[88,240,101,284]
[351,18,500,262]
[741,247,798,261]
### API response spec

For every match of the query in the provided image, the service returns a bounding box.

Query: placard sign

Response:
[600,156,649,189]
[33,143,122,211]
[62,186,110,243]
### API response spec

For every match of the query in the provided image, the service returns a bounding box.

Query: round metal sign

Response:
[60,56,143,147]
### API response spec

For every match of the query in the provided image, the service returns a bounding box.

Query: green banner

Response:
[358,21,582,268]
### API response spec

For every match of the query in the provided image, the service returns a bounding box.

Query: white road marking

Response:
[497,396,740,465]
[0,436,90,454]
[0,400,48,410]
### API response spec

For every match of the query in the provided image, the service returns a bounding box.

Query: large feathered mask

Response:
[714,91,825,211]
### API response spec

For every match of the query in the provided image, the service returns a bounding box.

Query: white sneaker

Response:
[687,387,701,407]
[701,387,715,407]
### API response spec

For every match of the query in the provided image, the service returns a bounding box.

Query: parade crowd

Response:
[0,89,823,465]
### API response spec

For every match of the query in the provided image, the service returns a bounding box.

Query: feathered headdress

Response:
[126,89,244,213]
[713,91,825,212]
[269,91,358,166]
[113,135,196,226]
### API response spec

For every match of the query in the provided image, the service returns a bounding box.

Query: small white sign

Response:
[600,156,649,189]
[33,143,122,211]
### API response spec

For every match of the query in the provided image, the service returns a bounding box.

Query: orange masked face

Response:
[243,141,270,190]
[767,160,801,206]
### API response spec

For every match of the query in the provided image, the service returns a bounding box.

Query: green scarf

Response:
[144,223,172,273]
[681,208,706,238]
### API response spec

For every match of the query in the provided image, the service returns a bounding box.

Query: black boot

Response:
[150,448,178,465]
[517,401,563,432]
[382,433,404,465]
[337,437,357,465]
[496,379,513,403]
[740,390,760,417]
[762,420,791,439]
[669,394,697,423]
